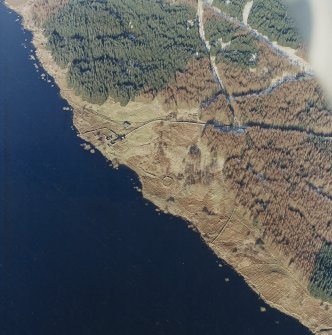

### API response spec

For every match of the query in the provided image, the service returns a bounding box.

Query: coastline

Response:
[4,1,332,334]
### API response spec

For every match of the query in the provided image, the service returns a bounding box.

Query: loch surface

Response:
[0,2,313,335]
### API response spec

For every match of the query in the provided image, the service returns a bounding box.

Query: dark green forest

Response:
[44,0,205,104]
[309,242,332,303]
[204,14,257,67]
[205,16,243,45]
[216,34,258,68]
[213,0,301,48]
[213,0,246,20]
[248,0,302,48]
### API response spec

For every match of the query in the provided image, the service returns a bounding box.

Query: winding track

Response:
[210,3,312,72]
[82,1,325,146]
[197,0,225,92]
[243,0,253,25]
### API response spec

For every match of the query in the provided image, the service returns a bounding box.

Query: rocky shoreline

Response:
[5,1,332,334]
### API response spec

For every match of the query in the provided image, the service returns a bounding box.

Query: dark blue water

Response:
[0,2,313,335]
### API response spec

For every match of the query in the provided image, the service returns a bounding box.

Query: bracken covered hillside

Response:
[201,0,332,305]
[29,0,332,317]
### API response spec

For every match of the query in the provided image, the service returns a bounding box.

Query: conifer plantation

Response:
[248,0,302,48]
[310,242,332,303]
[44,0,206,105]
